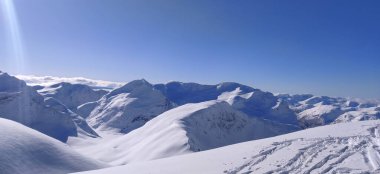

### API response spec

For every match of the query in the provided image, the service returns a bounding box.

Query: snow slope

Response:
[0,118,107,174]
[0,72,97,142]
[38,82,107,111]
[87,79,174,133]
[71,100,297,165]
[76,120,380,174]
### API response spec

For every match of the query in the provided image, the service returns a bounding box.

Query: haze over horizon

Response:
[1,0,379,99]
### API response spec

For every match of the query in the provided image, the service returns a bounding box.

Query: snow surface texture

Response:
[0,118,107,174]
[70,101,297,165]
[0,72,98,142]
[38,82,107,111]
[76,120,380,174]
[278,94,380,128]
[16,74,124,90]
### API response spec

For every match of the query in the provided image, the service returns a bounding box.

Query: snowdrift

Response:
[0,118,107,174]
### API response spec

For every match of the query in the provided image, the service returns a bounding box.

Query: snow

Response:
[75,120,380,174]
[69,100,297,165]
[0,72,98,142]
[335,107,380,123]
[217,87,253,105]
[217,88,298,125]
[0,118,107,174]
[87,79,174,133]
[154,81,257,106]
[298,104,342,127]
[43,97,99,138]
[278,94,380,128]
[155,81,298,125]
[2,71,380,173]
[38,82,107,111]
[77,101,99,118]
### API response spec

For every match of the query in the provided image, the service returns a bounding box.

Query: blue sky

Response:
[0,0,379,99]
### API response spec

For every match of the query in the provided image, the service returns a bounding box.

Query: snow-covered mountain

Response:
[3,71,380,174]
[84,80,298,135]
[155,81,298,125]
[217,86,298,125]
[278,94,380,128]
[38,82,107,111]
[0,118,107,174]
[76,120,380,174]
[70,100,297,165]
[86,79,175,133]
[0,72,98,142]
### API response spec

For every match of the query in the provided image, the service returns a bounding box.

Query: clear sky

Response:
[0,0,379,99]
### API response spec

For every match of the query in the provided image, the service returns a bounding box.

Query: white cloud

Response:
[16,75,125,89]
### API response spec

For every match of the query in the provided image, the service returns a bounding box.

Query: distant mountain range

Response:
[0,70,379,173]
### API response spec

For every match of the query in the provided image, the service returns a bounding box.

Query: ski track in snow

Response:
[227,126,380,174]
[74,121,380,174]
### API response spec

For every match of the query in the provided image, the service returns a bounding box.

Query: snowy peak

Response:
[154,81,298,125]
[107,79,152,97]
[0,72,34,94]
[218,88,298,125]
[87,79,174,133]
[216,82,257,94]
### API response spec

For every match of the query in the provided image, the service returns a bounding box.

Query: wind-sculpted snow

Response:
[0,72,98,142]
[75,120,380,174]
[0,118,107,174]
[38,82,107,111]
[70,101,297,165]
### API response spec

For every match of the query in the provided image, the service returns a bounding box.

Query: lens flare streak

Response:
[1,0,25,73]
